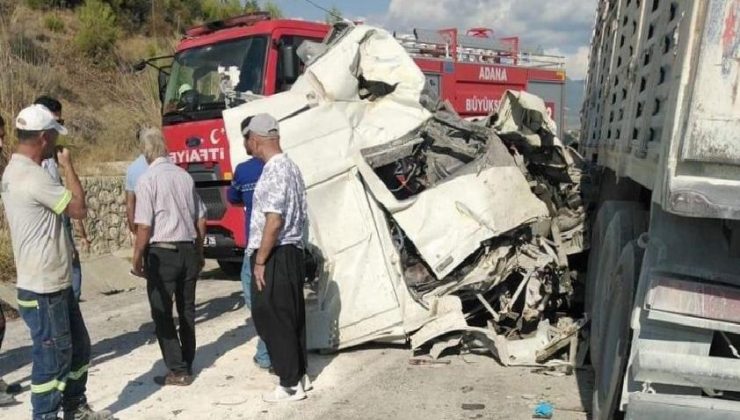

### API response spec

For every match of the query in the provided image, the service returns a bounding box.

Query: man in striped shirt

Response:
[132,128,207,386]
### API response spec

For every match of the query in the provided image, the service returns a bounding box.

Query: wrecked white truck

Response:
[222,24,586,364]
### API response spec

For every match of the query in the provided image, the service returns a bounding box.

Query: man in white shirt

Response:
[244,114,310,403]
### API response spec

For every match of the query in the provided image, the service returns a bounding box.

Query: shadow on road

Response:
[0,290,246,391]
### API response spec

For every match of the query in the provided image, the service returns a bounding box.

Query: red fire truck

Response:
[141,13,566,273]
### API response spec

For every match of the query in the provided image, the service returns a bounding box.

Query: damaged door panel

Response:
[223,23,587,362]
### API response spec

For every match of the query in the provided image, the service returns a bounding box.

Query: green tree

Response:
[26,0,83,10]
[325,5,342,24]
[263,0,282,18]
[244,0,260,13]
[74,0,119,64]
[201,0,242,21]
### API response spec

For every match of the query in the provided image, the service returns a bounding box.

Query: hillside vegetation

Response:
[0,0,285,282]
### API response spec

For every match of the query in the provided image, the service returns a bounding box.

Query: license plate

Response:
[204,235,217,247]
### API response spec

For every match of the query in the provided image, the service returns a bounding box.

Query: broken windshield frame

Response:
[162,36,268,124]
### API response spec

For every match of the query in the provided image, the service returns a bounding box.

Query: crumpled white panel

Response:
[494,90,559,146]
[357,28,427,101]
[358,160,549,278]
[304,170,406,349]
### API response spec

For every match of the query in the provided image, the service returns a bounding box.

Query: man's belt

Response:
[150,241,194,250]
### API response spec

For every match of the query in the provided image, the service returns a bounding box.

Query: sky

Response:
[267,0,598,79]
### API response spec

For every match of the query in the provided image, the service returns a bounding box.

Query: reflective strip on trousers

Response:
[31,379,66,394]
[68,364,89,381]
[17,299,38,308]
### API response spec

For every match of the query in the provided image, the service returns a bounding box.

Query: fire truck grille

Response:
[196,186,227,221]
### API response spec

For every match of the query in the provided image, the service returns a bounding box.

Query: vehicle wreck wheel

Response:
[592,240,644,420]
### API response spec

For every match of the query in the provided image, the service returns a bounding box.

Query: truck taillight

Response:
[646,274,740,324]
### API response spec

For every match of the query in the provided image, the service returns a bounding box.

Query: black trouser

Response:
[0,303,4,350]
[145,243,199,374]
[251,245,307,387]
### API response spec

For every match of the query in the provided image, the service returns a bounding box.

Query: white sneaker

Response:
[262,383,306,403]
[302,374,313,392]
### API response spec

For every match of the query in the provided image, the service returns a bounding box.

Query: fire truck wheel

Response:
[587,203,647,373]
[217,259,242,277]
[592,240,645,420]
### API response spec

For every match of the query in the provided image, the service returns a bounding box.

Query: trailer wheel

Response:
[218,260,242,277]
[587,203,647,373]
[585,202,643,313]
[592,240,645,420]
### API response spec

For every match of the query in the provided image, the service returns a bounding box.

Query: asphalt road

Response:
[0,263,591,419]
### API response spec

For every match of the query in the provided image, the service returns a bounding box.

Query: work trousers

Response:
[145,244,199,374]
[251,245,307,387]
[17,287,91,420]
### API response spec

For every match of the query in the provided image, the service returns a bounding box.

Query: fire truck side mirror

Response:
[158,71,169,103]
[279,44,299,84]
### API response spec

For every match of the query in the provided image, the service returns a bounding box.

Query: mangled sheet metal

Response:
[491,90,589,256]
[222,24,586,364]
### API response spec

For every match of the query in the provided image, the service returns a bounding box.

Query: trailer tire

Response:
[592,240,645,420]
[585,202,643,315]
[218,260,242,277]
[587,203,647,373]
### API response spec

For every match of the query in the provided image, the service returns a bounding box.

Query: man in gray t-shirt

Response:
[243,113,310,403]
[2,105,112,419]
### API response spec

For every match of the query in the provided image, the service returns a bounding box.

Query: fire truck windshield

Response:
[163,36,268,122]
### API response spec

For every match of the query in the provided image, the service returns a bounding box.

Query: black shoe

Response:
[154,372,193,386]
[0,379,20,395]
[0,391,17,407]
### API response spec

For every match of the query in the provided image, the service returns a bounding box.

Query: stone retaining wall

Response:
[80,176,131,256]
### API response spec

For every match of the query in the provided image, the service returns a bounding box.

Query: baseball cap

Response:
[241,113,279,137]
[15,104,68,135]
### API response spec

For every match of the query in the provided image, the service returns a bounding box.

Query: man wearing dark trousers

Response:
[2,105,112,419]
[132,128,206,386]
[244,113,310,403]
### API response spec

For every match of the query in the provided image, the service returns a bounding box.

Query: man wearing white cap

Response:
[244,113,310,402]
[1,105,112,420]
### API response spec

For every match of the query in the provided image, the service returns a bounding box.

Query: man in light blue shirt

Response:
[36,96,90,301]
[125,150,149,234]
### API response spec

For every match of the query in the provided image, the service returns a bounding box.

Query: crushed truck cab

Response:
[222,24,586,353]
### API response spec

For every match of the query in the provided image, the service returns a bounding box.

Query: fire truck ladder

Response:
[396,28,566,69]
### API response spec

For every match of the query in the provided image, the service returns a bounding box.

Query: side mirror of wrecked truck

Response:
[158,71,169,103]
[132,60,147,72]
[279,44,299,84]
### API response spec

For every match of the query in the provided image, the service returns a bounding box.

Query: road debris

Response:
[533,401,554,419]
[408,357,451,366]
[222,23,587,364]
